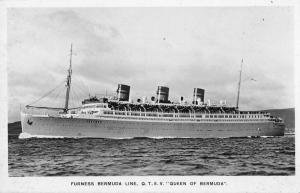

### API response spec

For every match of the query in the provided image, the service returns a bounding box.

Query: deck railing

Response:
[99,109,269,120]
[23,106,279,122]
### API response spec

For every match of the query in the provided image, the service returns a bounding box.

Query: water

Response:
[8,135,295,176]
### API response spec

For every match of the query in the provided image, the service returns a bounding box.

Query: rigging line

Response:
[78,77,90,94]
[73,87,82,106]
[47,82,65,107]
[26,105,65,110]
[39,84,64,109]
[76,84,87,98]
[72,84,82,103]
[70,88,77,108]
[74,76,90,95]
[52,83,65,102]
[74,90,80,107]
[70,87,80,108]
[73,77,89,96]
[54,86,65,108]
[28,80,66,106]
[73,92,81,108]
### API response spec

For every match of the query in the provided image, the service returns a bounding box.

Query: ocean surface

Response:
[8,135,295,176]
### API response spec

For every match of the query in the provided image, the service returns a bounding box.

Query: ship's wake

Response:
[19,132,67,139]
[18,133,137,139]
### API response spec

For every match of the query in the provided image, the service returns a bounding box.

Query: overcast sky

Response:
[7,7,294,122]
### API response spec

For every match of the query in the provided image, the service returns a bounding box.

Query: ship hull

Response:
[21,113,285,138]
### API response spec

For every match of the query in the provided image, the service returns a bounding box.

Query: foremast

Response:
[64,44,73,113]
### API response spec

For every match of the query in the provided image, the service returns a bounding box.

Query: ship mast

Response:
[64,44,73,113]
[236,59,243,109]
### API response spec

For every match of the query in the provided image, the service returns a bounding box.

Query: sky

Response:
[7,7,294,122]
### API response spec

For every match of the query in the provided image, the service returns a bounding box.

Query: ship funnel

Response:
[156,86,169,103]
[117,84,130,101]
[193,88,205,105]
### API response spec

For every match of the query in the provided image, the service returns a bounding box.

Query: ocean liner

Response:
[20,46,285,138]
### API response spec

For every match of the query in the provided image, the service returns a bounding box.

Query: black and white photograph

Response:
[1,1,299,193]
